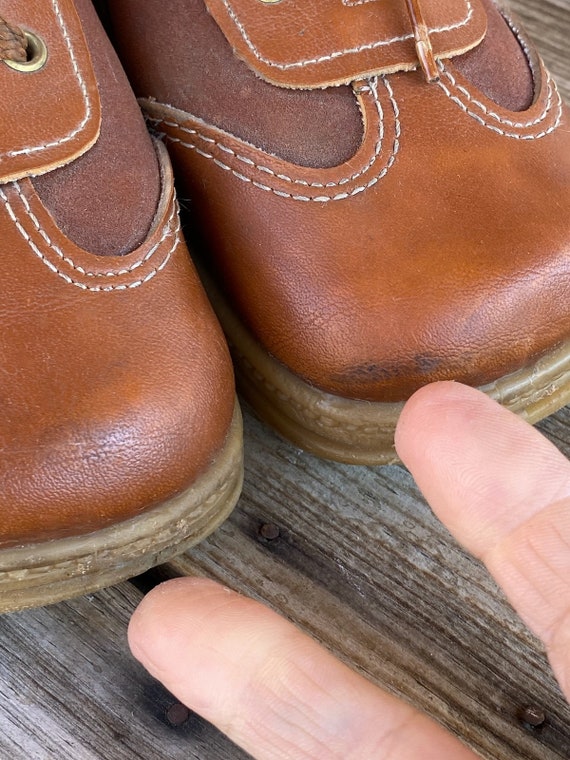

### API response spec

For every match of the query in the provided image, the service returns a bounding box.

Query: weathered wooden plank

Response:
[1,412,568,760]
[509,0,570,101]
[0,584,248,759]
[168,407,570,760]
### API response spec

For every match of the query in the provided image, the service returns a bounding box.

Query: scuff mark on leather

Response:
[332,353,444,384]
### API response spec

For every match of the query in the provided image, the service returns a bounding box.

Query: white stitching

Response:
[439,63,555,128]
[502,12,534,75]
[149,80,385,189]
[219,0,474,71]
[15,182,177,276]
[436,13,563,139]
[0,187,179,291]
[3,0,92,159]
[437,65,563,139]
[151,77,400,201]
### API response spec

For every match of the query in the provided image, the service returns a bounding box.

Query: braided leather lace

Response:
[0,16,27,64]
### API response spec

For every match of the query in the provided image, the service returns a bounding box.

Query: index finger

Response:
[395,382,570,696]
[129,577,479,760]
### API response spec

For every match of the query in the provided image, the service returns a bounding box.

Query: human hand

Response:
[128,382,570,759]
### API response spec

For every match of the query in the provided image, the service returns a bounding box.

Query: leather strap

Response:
[0,0,101,183]
[204,0,488,88]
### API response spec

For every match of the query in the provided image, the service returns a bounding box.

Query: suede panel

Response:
[34,0,160,256]
[105,0,363,168]
[105,0,533,170]
[454,0,533,111]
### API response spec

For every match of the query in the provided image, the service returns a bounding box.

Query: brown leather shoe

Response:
[106,0,570,465]
[0,0,243,612]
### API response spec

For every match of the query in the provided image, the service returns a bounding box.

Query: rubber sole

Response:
[0,403,243,613]
[204,276,570,466]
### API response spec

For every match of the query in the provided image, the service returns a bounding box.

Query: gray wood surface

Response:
[1,2,569,758]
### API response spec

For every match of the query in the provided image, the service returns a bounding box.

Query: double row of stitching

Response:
[437,14,563,140]
[3,0,92,160]
[342,0,380,6]
[219,0,473,71]
[438,65,563,139]
[0,185,179,291]
[15,183,178,277]
[150,77,401,202]
[150,78,386,190]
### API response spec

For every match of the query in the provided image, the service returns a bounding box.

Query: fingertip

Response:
[395,381,489,465]
[127,574,479,759]
[395,378,570,561]
[128,577,233,668]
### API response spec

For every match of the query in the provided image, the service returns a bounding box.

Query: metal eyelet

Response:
[4,31,48,73]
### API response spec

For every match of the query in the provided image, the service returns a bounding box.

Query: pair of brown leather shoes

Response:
[1,0,568,611]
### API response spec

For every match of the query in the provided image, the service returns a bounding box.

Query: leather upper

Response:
[206,0,487,87]
[0,0,235,546]
[0,146,234,546]
[109,0,570,402]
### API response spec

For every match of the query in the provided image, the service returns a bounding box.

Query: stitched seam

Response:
[149,79,385,189]
[436,16,563,139]
[153,77,400,201]
[342,0,378,6]
[220,0,473,71]
[502,12,534,74]
[0,187,179,291]
[438,67,562,138]
[4,0,92,159]
[15,182,177,276]
[439,63,555,128]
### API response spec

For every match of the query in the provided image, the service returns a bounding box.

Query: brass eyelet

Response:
[4,31,48,73]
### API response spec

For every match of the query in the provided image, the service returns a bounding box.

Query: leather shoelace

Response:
[0,16,27,64]
[404,0,439,83]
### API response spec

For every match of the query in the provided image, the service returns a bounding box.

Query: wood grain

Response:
[0,2,568,759]
[509,0,570,101]
[0,584,248,760]
[169,408,570,760]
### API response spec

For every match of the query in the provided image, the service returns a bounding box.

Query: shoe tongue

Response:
[205,0,487,88]
[0,0,101,184]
